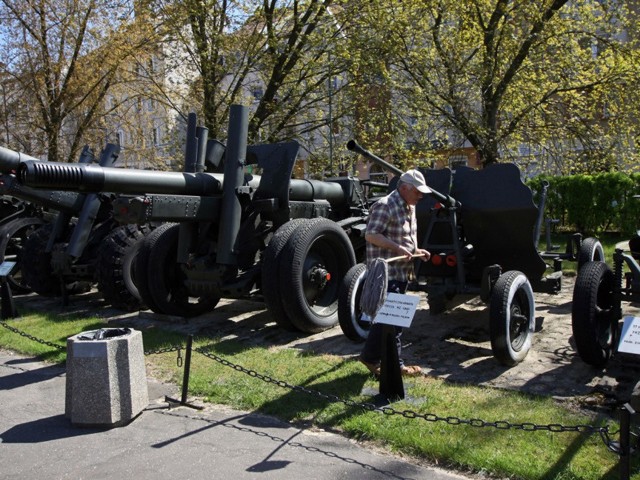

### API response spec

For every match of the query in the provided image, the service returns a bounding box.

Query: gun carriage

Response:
[16,105,406,332]
[338,143,603,366]
[0,144,158,310]
[0,146,97,294]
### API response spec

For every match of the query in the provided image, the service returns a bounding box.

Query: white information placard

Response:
[373,293,420,328]
[0,261,16,277]
[618,316,640,355]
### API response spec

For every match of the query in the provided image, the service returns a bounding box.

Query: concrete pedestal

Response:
[65,328,148,427]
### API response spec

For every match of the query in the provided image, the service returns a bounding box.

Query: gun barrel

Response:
[18,160,224,195]
[0,146,41,173]
[346,140,403,176]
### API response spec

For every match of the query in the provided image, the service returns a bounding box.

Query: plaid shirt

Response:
[366,189,417,282]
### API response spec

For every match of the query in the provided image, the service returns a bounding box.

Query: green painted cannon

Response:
[0,144,156,310]
[17,105,403,333]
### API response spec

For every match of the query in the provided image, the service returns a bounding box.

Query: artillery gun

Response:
[338,142,603,366]
[1,144,157,310]
[16,105,405,332]
[0,146,99,294]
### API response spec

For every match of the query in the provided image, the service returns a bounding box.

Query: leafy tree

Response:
[0,0,157,162]
[152,0,352,172]
[346,0,640,172]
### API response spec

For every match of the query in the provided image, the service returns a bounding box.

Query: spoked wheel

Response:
[96,224,154,311]
[489,270,535,366]
[577,237,605,271]
[0,217,47,294]
[261,219,307,330]
[337,263,369,341]
[280,218,356,333]
[571,261,616,366]
[146,223,219,317]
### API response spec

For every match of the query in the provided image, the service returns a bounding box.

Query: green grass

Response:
[1,309,638,480]
[538,231,627,275]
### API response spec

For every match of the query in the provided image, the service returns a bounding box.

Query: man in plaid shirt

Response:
[359,169,431,377]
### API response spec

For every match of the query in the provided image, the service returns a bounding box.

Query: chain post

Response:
[619,403,635,480]
[165,334,202,410]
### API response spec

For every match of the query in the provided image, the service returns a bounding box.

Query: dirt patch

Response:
[9,274,640,409]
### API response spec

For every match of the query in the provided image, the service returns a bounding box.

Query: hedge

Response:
[526,172,640,236]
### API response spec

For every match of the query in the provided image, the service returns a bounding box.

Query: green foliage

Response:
[528,172,640,235]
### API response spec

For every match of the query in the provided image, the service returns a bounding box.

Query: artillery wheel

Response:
[489,270,535,366]
[21,222,93,297]
[21,224,59,296]
[280,218,356,333]
[134,223,175,313]
[571,261,616,366]
[0,217,47,294]
[96,224,153,311]
[337,263,369,341]
[577,237,605,271]
[629,233,640,260]
[262,219,307,330]
[146,223,219,317]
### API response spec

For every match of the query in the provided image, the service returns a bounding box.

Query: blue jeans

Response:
[360,280,408,366]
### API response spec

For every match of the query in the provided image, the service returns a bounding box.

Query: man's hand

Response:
[414,248,431,262]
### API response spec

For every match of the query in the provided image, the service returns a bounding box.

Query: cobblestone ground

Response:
[10,274,640,409]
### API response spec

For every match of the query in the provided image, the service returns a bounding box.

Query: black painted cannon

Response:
[337,143,603,367]
[17,105,403,332]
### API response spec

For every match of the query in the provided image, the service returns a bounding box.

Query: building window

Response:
[449,155,467,171]
[153,124,162,146]
[117,130,125,147]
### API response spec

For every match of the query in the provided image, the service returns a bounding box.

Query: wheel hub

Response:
[308,265,330,289]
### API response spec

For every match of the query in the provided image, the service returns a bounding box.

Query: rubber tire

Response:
[96,224,153,311]
[489,270,535,366]
[571,261,616,366]
[337,263,369,341]
[134,223,175,313]
[146,223,220,317]
[280,218,356,333]
[629,233,640,260]
[577,237,605,271]
[261,219,307,330]
[0,217,46,294]
[21,224,59,296]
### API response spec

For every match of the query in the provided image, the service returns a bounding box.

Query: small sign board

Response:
[373,293,420,328]
[618,316,640,355]
[0,261,16,278]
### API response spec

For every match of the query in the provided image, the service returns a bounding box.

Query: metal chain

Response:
[144,345,183,356]
[195,345,611,438]
[0,320,66,351]
[0,321,617,449]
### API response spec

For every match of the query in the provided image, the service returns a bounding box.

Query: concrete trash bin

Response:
[65,327,148,427]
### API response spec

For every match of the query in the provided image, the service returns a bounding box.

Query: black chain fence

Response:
[1,319,635,469]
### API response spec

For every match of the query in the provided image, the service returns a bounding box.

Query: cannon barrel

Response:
[0,174,86,214]
[346,139,403,176]
[288,178,347,206]
[347,139,459,208]
[18,160,226,195]
[19,156,348,206]
[0,146,42,173]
